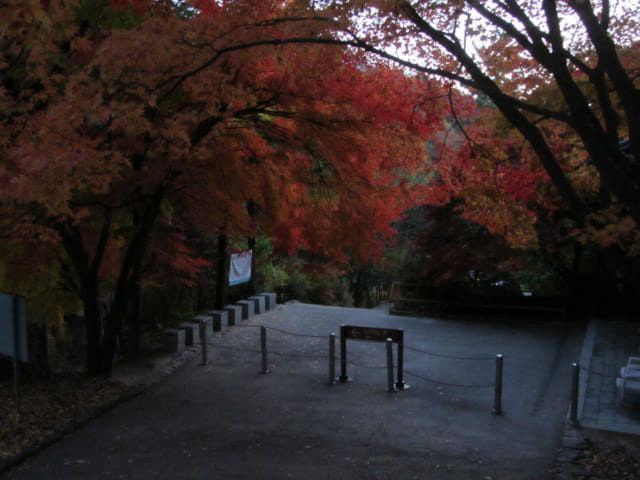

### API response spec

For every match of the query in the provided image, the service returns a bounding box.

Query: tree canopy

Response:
[279,0,639,255]
[2,0,639,374]
[0,0,443,374]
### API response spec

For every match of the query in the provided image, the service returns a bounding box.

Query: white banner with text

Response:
[229,250,252,286]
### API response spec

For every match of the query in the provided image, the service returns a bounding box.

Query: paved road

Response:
[2,303,584,479]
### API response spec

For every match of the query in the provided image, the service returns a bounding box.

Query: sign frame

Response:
[339,324,408,390]
[341,325,403,343]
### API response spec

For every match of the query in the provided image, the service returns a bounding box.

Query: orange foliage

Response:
[0,0,444,287]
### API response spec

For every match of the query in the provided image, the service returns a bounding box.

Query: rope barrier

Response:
[404,368,495,389]
[349,361,387,370]
[228,323,326,338]
[208,323,501,400]
[404,344,495,361]
[344,362,495,389]
[270,350,327,360]
[215,344,262,354]
[214,343,326,360]
[264,325,326,339]
[224,324,494,361]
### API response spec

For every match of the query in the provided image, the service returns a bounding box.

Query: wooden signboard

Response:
[339,325,407,390]
[341,325,403,343]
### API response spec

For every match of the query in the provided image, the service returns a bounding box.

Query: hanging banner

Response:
[229,250,252,286]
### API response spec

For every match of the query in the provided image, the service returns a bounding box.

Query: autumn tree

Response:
[274,1,639,250]
[0,0,441,375]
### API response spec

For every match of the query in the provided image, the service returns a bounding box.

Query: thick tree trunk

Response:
[351,270,364,308]
[247,200,258,296]
[57,219,111,375]
[215,233,228,309]
[130,279,142,357]
[100,185,167,376]
[248,235,257,296]
[398,1,640,226]
[82,281,104,375]
[102,278,131,375]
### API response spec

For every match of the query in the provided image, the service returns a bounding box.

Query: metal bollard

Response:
[199,320,208,366]
[570,362,580,426]
[386,338,395,393]
[328,333,336,385]
[260,325,269,374]
[492,354,503,415]
[339,325,349,382]
[395,330,409,390]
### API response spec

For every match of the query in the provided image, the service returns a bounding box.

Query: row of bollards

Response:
[249,327,583,422]
[258,326,505,414]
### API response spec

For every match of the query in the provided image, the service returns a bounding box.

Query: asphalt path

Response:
[2,302,584,479]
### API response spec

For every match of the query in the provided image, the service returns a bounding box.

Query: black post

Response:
[570,362,580,426]
[328,333,336,385]
[386,338,395,393]
[395,329,408,390]
[260,325,269,374]
[339,325,349,382]
[492,354,503,415]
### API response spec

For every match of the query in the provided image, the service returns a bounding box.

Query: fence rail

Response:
[388,282,566,318]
